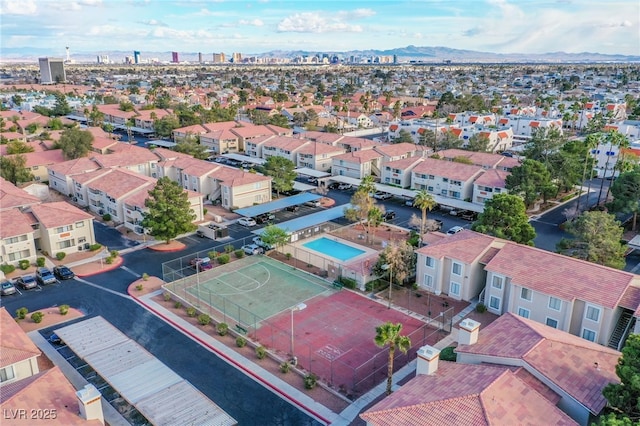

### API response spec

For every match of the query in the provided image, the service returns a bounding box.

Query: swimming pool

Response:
[302,237,366,262]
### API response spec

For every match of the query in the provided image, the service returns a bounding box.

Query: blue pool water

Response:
[302,237,366,261]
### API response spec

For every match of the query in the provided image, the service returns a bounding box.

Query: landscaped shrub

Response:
[36,257,46,267]
[1,264,16,274]
[280,362,290,373]
[236,336,247,347]
[18,260,30,270]
[142,273,149,281]
[365,279,383,292]
[56,252,66,261]
[224,244,234,253]
[102,213,111,221]
[285,253,292,260]
[89,244,102,251]
[105,256,114,264]
[338,276,357,290]
[174,301,182,309]
[110,250,119,257]
[440,346,457,362]
[31,312,44,323]
[16,307,28,320]
[186,307,197,317]
[203,208,208,216]
[163,292,171,301]
[303,373,317,389]
[197,314,211,325]
[135,284,143,291]
[59,305,70,315]
[255,346,266,359]
[208,251,219,259]
[475,303,487,313]
[216,322,229,336]
[217,254,230,265]
[234,249,244,258]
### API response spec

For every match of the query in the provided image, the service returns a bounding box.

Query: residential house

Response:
[0,306,41,383]
[447,112,496,127]
[29,201,96,256]
[456,313,621,425]
[335,111,373,129]
[411,158,484,202]
[331,150,383,179]
[498,116,563,139]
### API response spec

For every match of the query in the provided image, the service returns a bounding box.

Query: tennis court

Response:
[164,255,332,327]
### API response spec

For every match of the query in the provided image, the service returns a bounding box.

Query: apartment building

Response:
[411,158,484,202]
[416,230,640,349]
[437,149,519,171]
[0,208,37,267]
[296,142,346,172]
[331,150,383,179]
[381,157,424,188]
[29,201,95,256]
[261,136,310,163]
[472,169,510,203]
[6,150,65,183]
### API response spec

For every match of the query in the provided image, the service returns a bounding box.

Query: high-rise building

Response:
[38,58,66,84]
[133,51,141,64]
[212,53,226,63]
[97,55,110,64]
[198,52,203,63]
[231,52,242,63]
[172,52,179,63]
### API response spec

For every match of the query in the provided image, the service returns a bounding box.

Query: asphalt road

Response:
[0,269,320,426]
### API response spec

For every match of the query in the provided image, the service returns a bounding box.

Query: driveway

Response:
[93,222,140,251]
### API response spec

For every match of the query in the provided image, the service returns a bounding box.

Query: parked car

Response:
[242,244,264,256]
[383,210,396,221]
[53,265,75,280]
[16,274,38,290]
[373,191,392,200]
[446,226,464,235]
[460,211,477,221]
[253,236,275,250]
[281,189,301,196]
[255,213,275,224]
[338,183,353,190]
[304,200,321,207]
[285,204,300,212]
[238,217,257,227]
[36,267,59,285]
[190,257,213,271]
[48,333,62,345]
[327,182,340,190]
[1,280,16,296]
[308,177,318,184]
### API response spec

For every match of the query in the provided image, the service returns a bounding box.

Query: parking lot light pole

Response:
[290,303,307,356]
[382,263,392,309]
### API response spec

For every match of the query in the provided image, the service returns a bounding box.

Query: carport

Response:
[222,153,266,165]
[145,139,176,148]
[252,203,352,238]
[54,316,236,426]
[234,192,322,217]
[295,167,331,179]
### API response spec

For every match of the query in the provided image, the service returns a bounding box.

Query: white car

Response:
[238,217,257,227]
[446,226,464,235]
[338,183,353,190]
[242,244,264,255]
[253,236,274,250]
[373,191,392,200]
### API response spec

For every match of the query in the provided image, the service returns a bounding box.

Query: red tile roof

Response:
[29,201,93,229]
[473,169,509,188]
[0,178,41,211]
[416,230,496,264]
[456,313,620,414]
[0,308,40,367]
[412,157,484,182]
[0,208,35,239]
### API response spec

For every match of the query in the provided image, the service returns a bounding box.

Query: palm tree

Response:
[575,133,599,214]
[374,322,411,395]
[413,189,437,234]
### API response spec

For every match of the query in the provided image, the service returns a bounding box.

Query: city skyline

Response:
[0,0,638,57]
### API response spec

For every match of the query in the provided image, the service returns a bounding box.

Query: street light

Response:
[381,263,393,309]
[290,302,307,356]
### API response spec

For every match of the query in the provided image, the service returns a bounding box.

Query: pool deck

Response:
[294,234,378,265]
[302,236,367,262]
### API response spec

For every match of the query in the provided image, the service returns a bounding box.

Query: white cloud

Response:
[0,0,37,15]
[239,19,264,27]
[277,12,365,33]
[139,19,168,27]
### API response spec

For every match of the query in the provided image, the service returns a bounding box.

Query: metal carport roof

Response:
[294,167,331,178]
[222,153,266,165]
[55,316,236,426]
[234,192,321,217]
[293,181,317,192]
[252,203,352,235]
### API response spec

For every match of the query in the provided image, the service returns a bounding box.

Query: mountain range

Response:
[1,45,638,64]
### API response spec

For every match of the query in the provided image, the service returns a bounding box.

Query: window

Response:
[517,307,530,318]
[450,282,460,296]
[56,225,72,233]
[425,256,434,268]
[492,276,503,290]
[57,239,74,249]
[423,274,433,288]
[78,237,86,244]
[520,287,532,301]
[546,318,558,328]
[582,328,597,342]
[0,366,15,382]
[75,221,84,228]
[586,305,601,322]
[489,296,501,310]
[452,263,462,276]
[548,297,561,311]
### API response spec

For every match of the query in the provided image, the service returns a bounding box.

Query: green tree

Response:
[601,334,640,424]
[141,177,197,244]
[154,115,181,138]
[0,155,34,185]
[262,156,297,196]
[438,129,463,150]
[173,137,209,160]
[557,211,627,269]
[268,114,290,128]
[465,133,491,152]
[374,322,411,395]
[393,129,413,144]
[506,159,555,207]
[5,140,35,155]
[608,169,640,231]
[51,92,71,116]
[260,225,290,253]
[59,128,94,159]
[373,241,416,287]
[472,194,536,245]
[413,190,437,234]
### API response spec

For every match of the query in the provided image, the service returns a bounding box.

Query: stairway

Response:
[608,310,634,350]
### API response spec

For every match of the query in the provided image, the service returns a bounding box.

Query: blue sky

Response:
[1,0,638,56]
